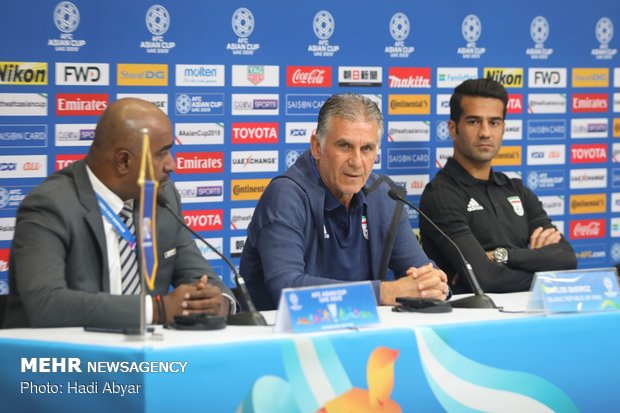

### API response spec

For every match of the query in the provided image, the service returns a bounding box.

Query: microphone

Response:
[387,188,497,309]
[157,193,267,325]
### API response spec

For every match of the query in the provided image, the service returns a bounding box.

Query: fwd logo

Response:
[55,63,109,86]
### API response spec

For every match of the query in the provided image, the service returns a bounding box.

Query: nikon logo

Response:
[483,68,523,87]
[0,62,47,85]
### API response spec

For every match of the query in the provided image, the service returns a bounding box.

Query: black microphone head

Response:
[156,193,168,207]
[388,187,406,201]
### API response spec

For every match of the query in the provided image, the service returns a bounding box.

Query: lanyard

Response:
[95,193,136,249]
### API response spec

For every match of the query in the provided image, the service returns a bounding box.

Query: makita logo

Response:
[388,68,431,88]
[232,123,278,144]
[0,63,47,84]
[175,152,224,174]
[571,94,608,112]
[183,210,223,231]
[286,66,331,87]
[570,220,605,239]
[484,68,523,87]
[56,94,108,116]
[507,94,523,114]
[570,144,607,163]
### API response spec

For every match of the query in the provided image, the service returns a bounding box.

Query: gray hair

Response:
[315,93,384,149]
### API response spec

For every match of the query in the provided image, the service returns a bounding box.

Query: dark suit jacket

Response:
[3,160,231,328]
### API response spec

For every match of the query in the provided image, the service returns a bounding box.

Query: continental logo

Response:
[572,68,609,88]
[117,64,168,86]
[483,68,523,87]
[614,118,620,137]
[569,194,606,214]
[231,178,271,201]
[388,95,430,115]
[0,62,47,85]
[492,146,522,166]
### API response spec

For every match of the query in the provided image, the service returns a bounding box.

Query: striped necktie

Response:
[119,203,141,294]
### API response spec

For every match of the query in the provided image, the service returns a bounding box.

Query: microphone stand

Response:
[157,195,267,325]
[387,188,497,309]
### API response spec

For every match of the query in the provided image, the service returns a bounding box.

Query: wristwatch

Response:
[493,247,508,264]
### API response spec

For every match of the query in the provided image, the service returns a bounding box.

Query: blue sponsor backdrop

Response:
[0,0,619,292]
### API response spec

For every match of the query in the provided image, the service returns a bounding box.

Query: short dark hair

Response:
[449,78,508,123]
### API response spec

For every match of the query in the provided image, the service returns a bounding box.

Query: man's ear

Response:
[115,149,131,175]
[448,120,458,143]
[310,132,321,160]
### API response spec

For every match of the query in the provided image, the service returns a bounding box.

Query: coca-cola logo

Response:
[570,219,605,239]
[286,66,332,87]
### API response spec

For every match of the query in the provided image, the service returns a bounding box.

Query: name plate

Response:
[527,267,620,314]
[274,281,380,333]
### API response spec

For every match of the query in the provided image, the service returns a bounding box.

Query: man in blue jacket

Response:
[240,93,448,310]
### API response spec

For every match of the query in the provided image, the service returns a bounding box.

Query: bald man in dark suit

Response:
[3,98,232,328]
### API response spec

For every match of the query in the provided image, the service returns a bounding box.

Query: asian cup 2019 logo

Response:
[54,1,79,33]
[436,121,450,141]
[141,5,176,54]
[592,17,617,60]
[49,1,86,51]
[308,10,340,57]
[526,16,553,59]
[457,14,485,59]
[227,7,260,55]
[385,12,414,58]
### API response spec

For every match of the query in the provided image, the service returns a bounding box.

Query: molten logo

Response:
[175,152,224,174]
[286,66,331,87]
[182,210,223,231]
[569,219,605,239]
[231,123,278,144]
[570,144,607,163]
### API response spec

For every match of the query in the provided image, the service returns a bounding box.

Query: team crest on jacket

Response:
[507,196,524,216]
[361,215,369,240]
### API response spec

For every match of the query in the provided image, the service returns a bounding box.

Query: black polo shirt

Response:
[419,157,576,294]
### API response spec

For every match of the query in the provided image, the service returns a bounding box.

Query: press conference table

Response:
[1,292,618,413]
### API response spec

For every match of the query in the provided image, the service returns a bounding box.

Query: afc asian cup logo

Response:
[527,171,539,190]
[54,1,80,33]
[390,12,410,42]
[146,5,170,36]
[530,16,550,44]
[436,121,450,141]
[462,14,482,43]
[610,242,620,262]
[286,150,301,168]
[232,7,255,38]
[595,17,614,45]
[313,10,335,40]
[0,188,9,209]
[175,94,192,114]
[0,280,8,295]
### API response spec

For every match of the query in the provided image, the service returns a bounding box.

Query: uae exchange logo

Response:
[146,5,170,36]
[54,1,79,33]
